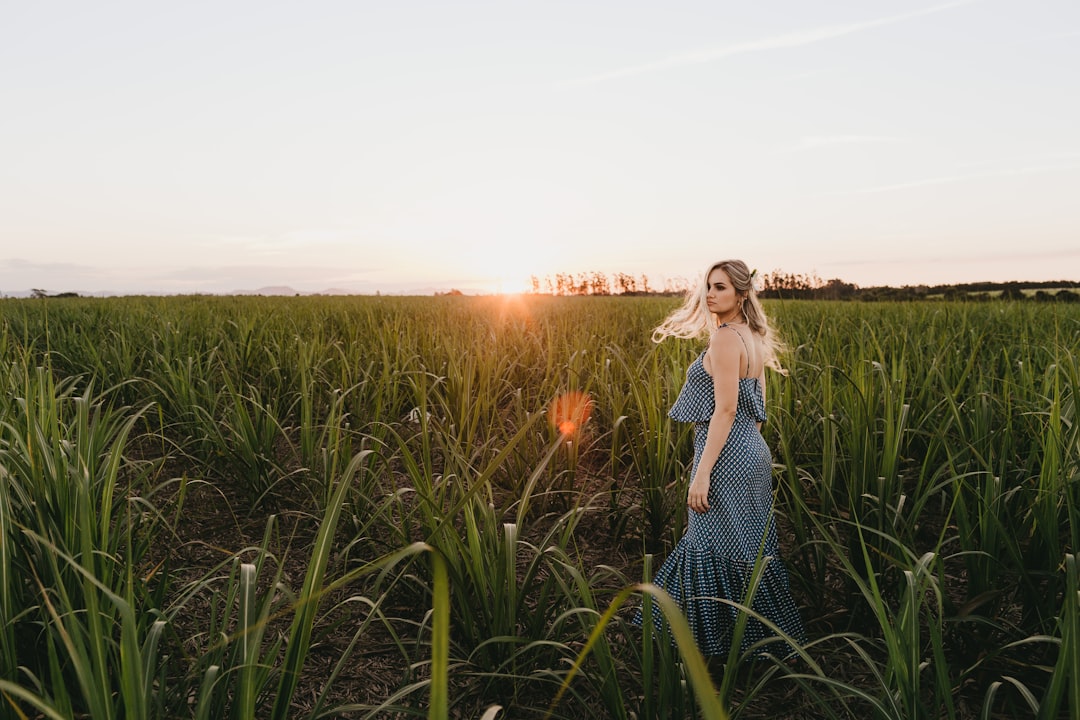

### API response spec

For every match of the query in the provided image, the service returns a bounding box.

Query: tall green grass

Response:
[1,294,1077,718]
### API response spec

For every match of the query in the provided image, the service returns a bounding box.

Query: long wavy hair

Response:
[652,259,787,373]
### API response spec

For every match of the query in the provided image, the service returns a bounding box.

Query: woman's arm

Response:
[686,329,742,514]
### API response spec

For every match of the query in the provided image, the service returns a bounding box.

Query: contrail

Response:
[562,0,979,87]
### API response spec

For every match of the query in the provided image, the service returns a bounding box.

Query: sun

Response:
[467,261,537,295]
[454,246,547,295]
[483,274,534,295]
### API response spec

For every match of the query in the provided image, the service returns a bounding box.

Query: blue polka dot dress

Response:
[633,338,805,658]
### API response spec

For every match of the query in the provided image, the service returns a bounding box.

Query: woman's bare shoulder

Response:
[708,325,745,352]
[703,326,742,372]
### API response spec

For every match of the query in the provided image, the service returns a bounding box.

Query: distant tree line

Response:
[29,289,80,299]
[25,276,1080,302]
[758,273,1080,302]
[526,271,1080,302]
[528,272,688,296]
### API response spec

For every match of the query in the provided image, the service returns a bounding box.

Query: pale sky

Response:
[1,0,1078,295]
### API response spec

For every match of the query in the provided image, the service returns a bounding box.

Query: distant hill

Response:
[233,286,302,296]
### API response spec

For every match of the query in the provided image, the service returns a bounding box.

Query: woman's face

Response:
[705,266,739,319]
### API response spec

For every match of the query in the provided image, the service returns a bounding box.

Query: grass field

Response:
[1,294,1078,719]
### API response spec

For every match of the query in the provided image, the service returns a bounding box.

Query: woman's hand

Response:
[687,476,710,513]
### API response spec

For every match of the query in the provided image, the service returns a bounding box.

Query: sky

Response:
[1,0,1078,296]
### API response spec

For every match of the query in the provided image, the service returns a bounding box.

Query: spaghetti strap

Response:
[721,323,751,377]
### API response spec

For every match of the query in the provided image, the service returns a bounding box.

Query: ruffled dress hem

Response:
[629,540,805,658]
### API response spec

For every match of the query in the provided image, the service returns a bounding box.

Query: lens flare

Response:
[549,391,593,438]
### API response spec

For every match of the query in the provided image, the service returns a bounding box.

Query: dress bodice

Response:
[668,352,766,424]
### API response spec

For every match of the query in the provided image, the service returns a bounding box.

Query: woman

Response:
[634,259,804,659]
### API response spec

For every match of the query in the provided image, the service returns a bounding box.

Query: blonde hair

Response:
[653,259,787,373]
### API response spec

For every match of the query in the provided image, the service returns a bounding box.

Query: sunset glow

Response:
[1,2,1077,296]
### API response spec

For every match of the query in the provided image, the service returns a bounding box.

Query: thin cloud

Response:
[783,69,835,82]
[0,258,385,295]
[154,263,369,289]
[954,150,1080,172]
[563,0,979,86]
[832,247,1080,267]
[0,257,122,292]
[1,257,102,275]
[779,135,905,154]
[1043,30,1080,40]
[196,230,354,256]
[831,161,1080,195]
[803,135,904,148]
